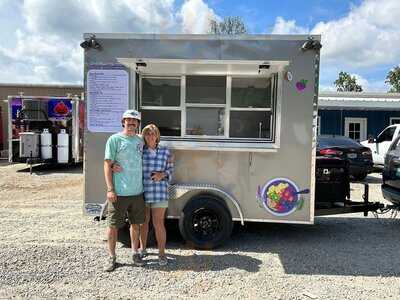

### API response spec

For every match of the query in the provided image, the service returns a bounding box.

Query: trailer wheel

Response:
[179,195,233,249]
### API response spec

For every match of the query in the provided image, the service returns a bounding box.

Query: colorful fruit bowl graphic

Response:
[257,178,309,216]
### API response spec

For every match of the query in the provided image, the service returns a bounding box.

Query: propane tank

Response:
[57,129,69,163]
[40,128,52,160]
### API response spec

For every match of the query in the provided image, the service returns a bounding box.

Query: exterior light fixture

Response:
[301,37,322,51]
[135,60,147,72]
[258,63,270,74]
[80,35,101,50]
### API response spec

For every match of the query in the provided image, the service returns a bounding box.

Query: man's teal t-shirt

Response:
[104,133,143,196]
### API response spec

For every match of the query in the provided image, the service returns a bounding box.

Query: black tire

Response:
[179,195,233,249]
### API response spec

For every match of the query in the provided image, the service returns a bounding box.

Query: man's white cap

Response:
[122,109,141,121]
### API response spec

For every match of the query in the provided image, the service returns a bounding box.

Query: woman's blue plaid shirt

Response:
[142,145,174,203]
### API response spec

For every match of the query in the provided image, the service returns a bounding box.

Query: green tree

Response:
[209,16,247,35]
[334,71,363,92]
[385,66,400,93]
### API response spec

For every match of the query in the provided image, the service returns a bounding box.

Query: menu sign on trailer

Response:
[87,67,129,132]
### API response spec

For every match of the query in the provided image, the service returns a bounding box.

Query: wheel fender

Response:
[183,193,231,217]
[168,184,244,225]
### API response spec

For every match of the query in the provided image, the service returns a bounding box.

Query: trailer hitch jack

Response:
[363,183,369,216]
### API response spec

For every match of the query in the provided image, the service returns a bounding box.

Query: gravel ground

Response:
[0,162,399,299]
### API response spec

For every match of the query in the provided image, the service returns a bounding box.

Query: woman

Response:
[139,124,173,266]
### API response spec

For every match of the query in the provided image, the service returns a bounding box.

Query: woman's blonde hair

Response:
[142,123,161,145]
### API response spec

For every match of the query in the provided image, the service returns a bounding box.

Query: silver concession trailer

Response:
[83,34,381,248]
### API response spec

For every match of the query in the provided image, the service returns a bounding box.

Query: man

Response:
[103,109,145,272]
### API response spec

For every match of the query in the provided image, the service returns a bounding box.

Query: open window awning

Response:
[118,58,289,76]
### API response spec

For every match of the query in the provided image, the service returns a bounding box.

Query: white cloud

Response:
[352,74,369,89]
[22,0,177,37]
[1,0,399,90]
[272,0,400,69]
[311,0,400,68]
[271,0,400,91]
[179,0,219,34]
[352,73,389,92]
[0,0,181,84]
[319,72,389,92]
[271,17,309,34]
[0,30,78,83]
[272,0,400,91]
[318,84,336,92]
[0,0,221,84]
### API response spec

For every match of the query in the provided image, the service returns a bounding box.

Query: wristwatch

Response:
[107,188,114,192]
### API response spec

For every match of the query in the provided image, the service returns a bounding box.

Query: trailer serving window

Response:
[185,76,226,137]
[140,73,277,144]
[140,77,181,136]
[229,76,274,139]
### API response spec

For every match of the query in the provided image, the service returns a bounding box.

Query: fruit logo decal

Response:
[54,101,69,115]
[295,79,308,92]
[257,178,309,216]
[48,99,72,120]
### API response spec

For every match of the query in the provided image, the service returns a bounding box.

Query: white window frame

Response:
[139,75,183,136]
[390,117,400,125]
[317,116,321,135]
[184,75,227,138]
[138,72,282,151]
[228,75,274,140]
[344,117,367,141]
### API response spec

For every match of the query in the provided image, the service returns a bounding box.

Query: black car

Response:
[382,135,400,205]
[317,135,373,180]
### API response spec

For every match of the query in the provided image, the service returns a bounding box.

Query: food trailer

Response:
[7,95,84,169]
[83,34,382,249]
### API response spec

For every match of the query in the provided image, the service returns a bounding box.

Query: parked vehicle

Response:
[317,135,373,180]
[361,124,400,168]
[382,135,400,205]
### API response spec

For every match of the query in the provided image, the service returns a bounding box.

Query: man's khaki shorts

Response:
[107,194,145,228]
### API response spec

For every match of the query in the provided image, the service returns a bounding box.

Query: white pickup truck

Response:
[361,124,400,168]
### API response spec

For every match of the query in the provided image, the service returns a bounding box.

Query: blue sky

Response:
[0,0,398,91]
[209,0,363,33]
